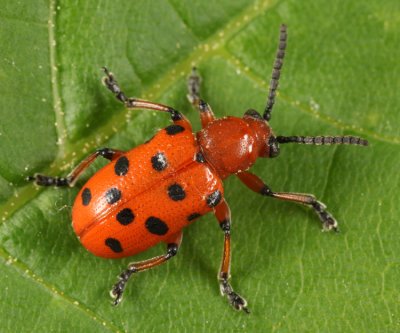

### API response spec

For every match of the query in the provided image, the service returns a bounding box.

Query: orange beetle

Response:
[29,25,368,313]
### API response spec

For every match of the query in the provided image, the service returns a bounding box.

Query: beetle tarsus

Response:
[311,201,339,232]
[187,66,201,104]
[102,67,128,103]
[219,279,249,314]
[27,173,70,187]
[110,268,136,306]
[110,284,124,306]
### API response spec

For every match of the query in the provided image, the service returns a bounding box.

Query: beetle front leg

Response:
[110,231,183,306]
[186,67,216,128]
[214,199,249,313]
[28,148,124,187]
[237,171,338,231]
[102,68,192,129]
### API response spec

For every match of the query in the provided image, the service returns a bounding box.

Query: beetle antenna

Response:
[276,135,369,146]
[263,24,287,122]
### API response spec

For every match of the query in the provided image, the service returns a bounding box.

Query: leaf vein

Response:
[48,0,66,156]
[220,49,400,144]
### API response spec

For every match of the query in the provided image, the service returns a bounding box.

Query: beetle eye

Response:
[268,136,280,158]
[244,109,263,120]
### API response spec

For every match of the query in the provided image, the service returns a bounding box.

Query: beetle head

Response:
[243,109,280,159]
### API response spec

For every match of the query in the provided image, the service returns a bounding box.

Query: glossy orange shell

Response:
[72,124,223,258]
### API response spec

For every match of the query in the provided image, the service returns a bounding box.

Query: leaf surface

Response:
[1,1,399,332]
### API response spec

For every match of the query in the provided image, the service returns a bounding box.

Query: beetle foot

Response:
[102,67,117,93]
[219,280,250,313]
[27,173,70,187]
[321,214,339,232]
[102,67,128,104]
[312,201,338,232]
[187,66,201,104]
[110,268,136,306]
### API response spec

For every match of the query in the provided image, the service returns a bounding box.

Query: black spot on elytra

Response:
[167,183,186,201]
[187,213,201,222]
[105,187,121,204]
[151,152,167,171]
[105,238,123,253]
[165,124,185,135]
[114,156,129,176]
[116,208,135,225]
[145,216,169,235]
[206,190,222,207]
[82,188,91,206]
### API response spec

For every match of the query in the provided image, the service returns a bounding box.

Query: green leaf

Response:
[1,0,399,332]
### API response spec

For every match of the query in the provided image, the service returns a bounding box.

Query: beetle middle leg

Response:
[187,67,216,127]
[110,231,183,306]
[237,171,338,231]
[28,148,124,187]
[214,198,249,313]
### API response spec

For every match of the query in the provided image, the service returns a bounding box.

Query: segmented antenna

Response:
[263,24,287,121]
[276,136,369,146]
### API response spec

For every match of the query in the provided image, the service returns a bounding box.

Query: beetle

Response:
[29,25,368,313]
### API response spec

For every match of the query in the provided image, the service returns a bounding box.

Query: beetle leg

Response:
[110,231,183,306]
[186,67,216,127]
[102,68,191,129]
[28,148,124,187]
[237,171,338,231]
[214,198,249,313]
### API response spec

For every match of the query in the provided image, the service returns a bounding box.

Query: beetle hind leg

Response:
[110,231,182,306]
[214,198,249,313]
